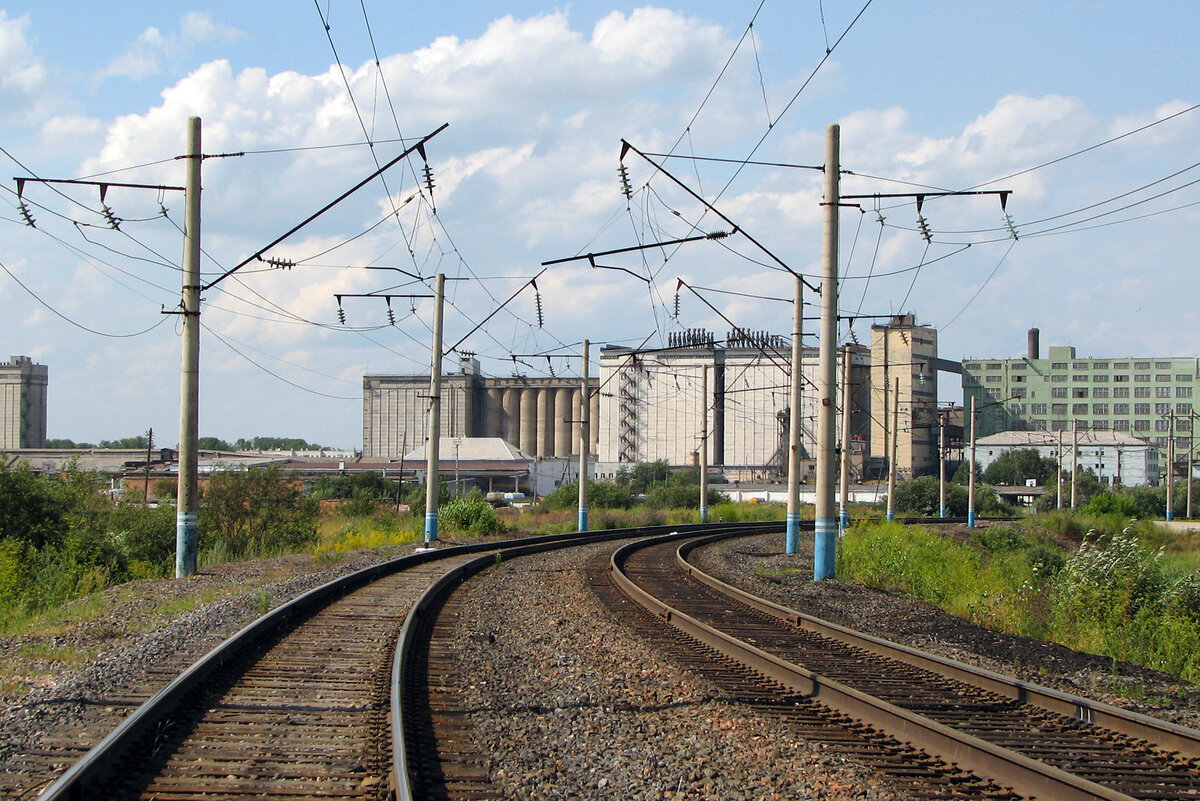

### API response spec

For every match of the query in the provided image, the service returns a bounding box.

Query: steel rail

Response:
[39,521,748,801]
[676,529,1200,761]
[609,529,1138,801]
[390,522,781,799]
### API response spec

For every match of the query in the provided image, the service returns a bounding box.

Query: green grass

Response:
[839,517,1200,684]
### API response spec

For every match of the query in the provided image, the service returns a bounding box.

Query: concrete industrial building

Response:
[363,355,598,459]
[868,315,962,480]
[363,317,956,480]
[597,329,873,480]
[963,329,1197,460]
[0,355,47,450]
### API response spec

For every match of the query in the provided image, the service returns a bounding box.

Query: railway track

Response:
[31,523,737,800]
[610,528,1200,801]
[29,520,1200,799]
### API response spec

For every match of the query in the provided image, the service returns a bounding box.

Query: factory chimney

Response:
[1028,328,1040,361]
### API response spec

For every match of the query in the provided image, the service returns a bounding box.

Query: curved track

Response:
[610,529,1200,801]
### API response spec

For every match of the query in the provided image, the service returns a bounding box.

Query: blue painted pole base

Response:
[785,513,800,555]
[940,506,947,519]
[814,518,836,580]
[175,512,197,577]
[886,509,895,522]
[425,510,439,543]
[1167,509,1175,522]
[699,505,708,523]
[967,509,976,528]
[578,507,588,532]
[838,508,849,537]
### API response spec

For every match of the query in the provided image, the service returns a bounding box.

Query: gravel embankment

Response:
[454,543,895,800]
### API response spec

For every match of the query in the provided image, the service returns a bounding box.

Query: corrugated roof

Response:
[976,430,1153,448]
[403,437,529,461]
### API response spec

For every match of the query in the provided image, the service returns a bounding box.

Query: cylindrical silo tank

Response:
[485,387,505,439]
[503,388,521,446]
[536,387,552,457]
[554,388,572,457]
[519,388,538,455]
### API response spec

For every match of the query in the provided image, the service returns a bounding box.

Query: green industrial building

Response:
[962,330,1197,457]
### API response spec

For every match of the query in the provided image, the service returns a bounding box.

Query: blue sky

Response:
[0,2,1197,448]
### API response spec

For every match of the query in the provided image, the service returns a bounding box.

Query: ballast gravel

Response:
[454,543,892,800]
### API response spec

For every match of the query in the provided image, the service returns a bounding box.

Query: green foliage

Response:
[615,460,671,493]
[839,521,986,609]
[892,476,967,516]
[200,467,318,560]
[982,449,1059,486]
[971,524,1026,553]
[0,463,69,550]
[1035,470,1106,512]
[439,490,502,534]
[646,483,725,510]
[197,436,235,451]
[542,480,633,510]
[234,436,324,451]
[308,471,408,503]
[843,517,1200,682]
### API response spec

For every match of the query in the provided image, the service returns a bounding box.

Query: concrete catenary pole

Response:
[968,396,977,528]
[1167,411,1175,521]
[175,116,202,578]
[1187,419,1194,520]
[813,123,840,580]
[700,364,709,523]
[424,273,445,543]
[785,273,804,555]
[578,339,590,532]
[938,409,947,518]
[1071,420,1079,510]
[887,380,899,523]
[1056,433,1064,509]
[838,344,852,534]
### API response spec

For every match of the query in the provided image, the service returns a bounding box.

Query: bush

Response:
[971,524,1026,553]
[200,467,319,560]
[440,490,502,535]
[542,480,632,511]
[892,476,967,517]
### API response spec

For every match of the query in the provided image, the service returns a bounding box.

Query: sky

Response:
[0,1,1197,450]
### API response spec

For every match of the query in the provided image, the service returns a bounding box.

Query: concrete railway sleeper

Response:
[609,529,1200,801]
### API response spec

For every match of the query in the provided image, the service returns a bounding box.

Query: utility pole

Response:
[700,364,709,523]
[578,339,590,532]
[968,396,977,528]
[887,379,899,523]
[1166,411,1175,521]
[838,344,852,534]
[1071,420,1079,510]
[938,410,947,518]
[424,273,445,544]
[176,116,202,578]
[1057,431,1064,510]
[814,123,840,580]
[785,272,804,555]
[143,427,153,508]
[1187,418,1194,520]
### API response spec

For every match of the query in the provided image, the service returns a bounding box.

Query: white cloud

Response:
[95,12,244,83]
[0,12,50,117]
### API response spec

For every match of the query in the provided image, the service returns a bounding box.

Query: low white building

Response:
[974,429,1160,487]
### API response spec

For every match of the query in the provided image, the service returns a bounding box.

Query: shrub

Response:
[971,524,1026,553]
[200,467,319,560]
[440,491,502,535]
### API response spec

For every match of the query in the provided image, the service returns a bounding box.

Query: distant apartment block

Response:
[869,314,947,479]
[0,355,48,449]
[963,329,1197,457]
